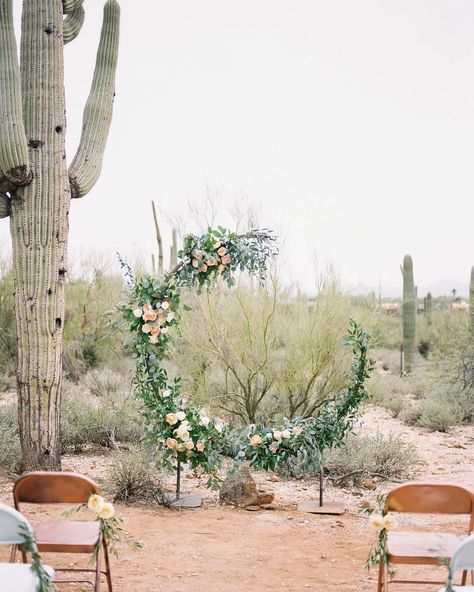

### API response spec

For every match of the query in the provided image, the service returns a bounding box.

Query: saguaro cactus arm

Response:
[0,0,30,186]
[63,3,85,44]
[68,0,120,198]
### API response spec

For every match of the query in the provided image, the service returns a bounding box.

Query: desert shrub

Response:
[397,404,422,426]
[326,433,418,485]
[417,389,464,432]
[0,264,15,385]
[106,447,169,505]
[0,403,21,475]
[60,373,143,451]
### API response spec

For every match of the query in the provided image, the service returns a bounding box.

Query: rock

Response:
[359,499,373,510]
[260,504,276,510]
[361,479,377,490]
[268,475,280,482]
[220,465,259,507]
[219,465,275,507]
[245,505,261,512]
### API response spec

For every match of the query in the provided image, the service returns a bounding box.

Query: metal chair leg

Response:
[377,560,384,592]
[102,538,113,592]
[95,545,102,592]
[9,544,17,563]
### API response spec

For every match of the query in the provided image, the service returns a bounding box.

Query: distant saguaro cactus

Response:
[425,291,433,325]
[0,0,120,469]
[470,267,474,335]
[402,255,416,373]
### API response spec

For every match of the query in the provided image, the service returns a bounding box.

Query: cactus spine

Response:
[470,267,474,335]
[425,291,433,325]
[0,0,120,469]
[402,255,416,373]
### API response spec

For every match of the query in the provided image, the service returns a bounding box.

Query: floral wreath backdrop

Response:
[121,226,374,491]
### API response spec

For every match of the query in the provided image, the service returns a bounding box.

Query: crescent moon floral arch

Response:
[120,227,279,496]
[120,226,374,501]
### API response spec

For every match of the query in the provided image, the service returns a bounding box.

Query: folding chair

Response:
[378,482,474,591]
[439,535,474,591]
[13,471,112,592]
[0,503,54,592]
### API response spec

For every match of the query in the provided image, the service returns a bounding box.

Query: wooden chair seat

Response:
[31,520,101,553]
[388,531,462,565]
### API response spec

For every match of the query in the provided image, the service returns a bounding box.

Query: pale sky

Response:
[1,0,474,296]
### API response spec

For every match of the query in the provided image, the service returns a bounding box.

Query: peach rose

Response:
[150,325,161,336]
[166,437,177,449]
[207,257,217,266]
[221,255,231,265]
[98,502,115,520]
[143,310,157,322]
[194,250,204,260]
[196,442,205,452]
[88,494,105,513]
[217,247,227,257]
[200,264,208,273]
[149,334,158,344]
[141,324,152,334]
[250,434,262,447]
[166,413,178,425]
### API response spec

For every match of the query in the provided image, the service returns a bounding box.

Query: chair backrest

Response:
[0,503,36,549]
[14,472,100,509]
[386,482,474,518]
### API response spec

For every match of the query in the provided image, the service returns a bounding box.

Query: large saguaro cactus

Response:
[402,255,416,373]
[0,0,120,470]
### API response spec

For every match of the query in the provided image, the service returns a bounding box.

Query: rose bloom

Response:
[88,494,105,513]
[207,257,217,266]
[382,515,397,530]
[149,334,158,344]
[213,241,221,249]
[166,437,177,449]
[214,418,225,433]
[221,255,231,265]
[133,308,142,318]
[200,264,208,273]
[269,442,279,453]
[273,430,282,440]
[166,413,178,425]
[176,411,186,421]
[167,312,175,321]
[218,264,226,272]
[250,434,262,447]
[217,246,227,257]
[196,442,205,452]
[199,414,210,427]
[194,250,204,260]
[192,259,199,268]
[281,429,291,439]
[161,327,169,334]
[98,502,115,520]
[143,303,152,312]
[185,440,194,450]
[150,326,161,336]
[177,430,190,441]
[292,426,303,436]
[369,515,385,531]
[161,301,170,310]
[176,442,186,452]
[141,323,152,334]
[162,389,171,398]
[143,310,157,322]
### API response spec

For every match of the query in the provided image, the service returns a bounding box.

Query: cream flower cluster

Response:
[369,513,397,531]
[133,301,175,344]
[87,494,115,520]
[164,408,226,455]
[190,241,231,274]
[249,425,304,449]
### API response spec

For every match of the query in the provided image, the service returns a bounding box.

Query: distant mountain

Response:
[348,279,469,299]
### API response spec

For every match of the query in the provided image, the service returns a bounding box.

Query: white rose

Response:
[149,334,158,344]
[176,411,186,421]
[161,327,169,334]
[161,301,170,310]
[162,389,171,398]
[185,440,194,450]
[167,312,175,321]
[133,308,142,318]
[273,431,282,440]
[177,430,190,442]
[292,426,303,436]
[214,418,224,433]
[141,324,152,334]
[281,429,291,439]
[199,414,210,427]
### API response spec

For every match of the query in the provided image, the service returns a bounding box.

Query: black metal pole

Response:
[176,460,181,500]
[319,452,324,507]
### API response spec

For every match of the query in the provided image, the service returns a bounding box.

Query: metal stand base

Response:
[297,500,345,514]
[170,494,203,508]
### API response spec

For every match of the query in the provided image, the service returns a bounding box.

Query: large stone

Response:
[219,465,275,508]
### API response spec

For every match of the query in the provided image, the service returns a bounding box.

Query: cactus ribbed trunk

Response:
[402,255,416,374]
[425,291,432,326]
[10,0,69,470]
[0,0,119,469]
[470,267,474,335]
